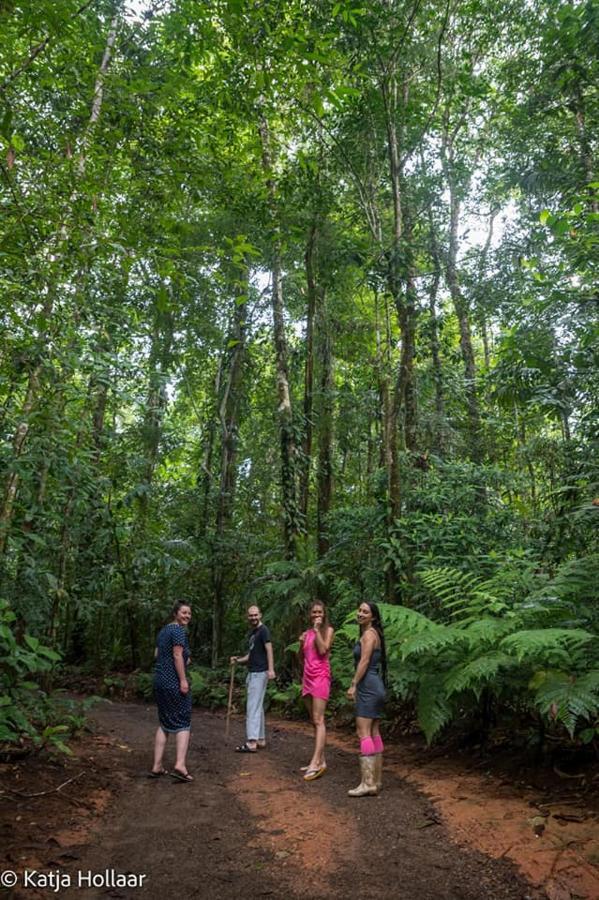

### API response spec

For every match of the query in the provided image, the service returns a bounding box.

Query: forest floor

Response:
[1,701,599,900]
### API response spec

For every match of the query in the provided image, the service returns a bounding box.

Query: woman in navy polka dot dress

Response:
[149,601,194,782]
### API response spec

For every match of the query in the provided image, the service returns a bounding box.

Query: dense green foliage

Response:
[0,0,597,749]
[0,599,90,752]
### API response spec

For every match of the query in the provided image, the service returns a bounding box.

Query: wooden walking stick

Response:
[225,660,236,740]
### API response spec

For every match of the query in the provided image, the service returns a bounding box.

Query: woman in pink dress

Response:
[299,601,334,781]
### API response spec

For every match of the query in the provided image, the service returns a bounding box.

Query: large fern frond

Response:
[401,626,464,659]
[500,628,595,663]
[419,567,482,608]
[444,652,518,698]
[418,567,509,623]
[387,664,421,701]
[543,555,599,602]
[461,617,520,648]
[533,670,599,736]
[417,675,454,744]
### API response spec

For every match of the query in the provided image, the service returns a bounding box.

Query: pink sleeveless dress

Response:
[301,629,331,700]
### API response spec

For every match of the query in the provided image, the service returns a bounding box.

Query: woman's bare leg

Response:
[174,729,191,774]
[152,727,167,772]
[356,716,374,740]
[301,696,313,769]
[308,697,327,769]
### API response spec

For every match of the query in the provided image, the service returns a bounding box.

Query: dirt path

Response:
[2,701,536,900]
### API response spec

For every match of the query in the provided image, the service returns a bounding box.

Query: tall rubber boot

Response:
[348,755,378,797]
[374,753,383,792]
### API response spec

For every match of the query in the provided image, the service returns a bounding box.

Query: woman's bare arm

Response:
[173,645,189,693]
[347,630,376,697]
[314,625,334,655]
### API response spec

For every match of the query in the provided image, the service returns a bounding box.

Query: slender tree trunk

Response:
[0,367,40,555]
[573,90,598,213]
[127,301,174,665]
[211,275,247,666]
[298,222,318,532]
[478,210,496,370]
[445,161,483,463]
[393,221,418,455]
[199,358,223,537]
[382,74,403,525]
[427,208,446,451]
[259,115,298,559]
[316,290,333,559]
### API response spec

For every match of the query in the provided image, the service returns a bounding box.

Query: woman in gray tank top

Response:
[346,602,387,796]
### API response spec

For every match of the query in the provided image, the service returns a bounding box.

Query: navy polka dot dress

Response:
[154,623,192,732]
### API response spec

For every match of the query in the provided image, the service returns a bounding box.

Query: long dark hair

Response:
[365,601,387,686]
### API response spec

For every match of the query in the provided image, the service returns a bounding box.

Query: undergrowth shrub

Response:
[0,599,90,754]
[333,556,599,745]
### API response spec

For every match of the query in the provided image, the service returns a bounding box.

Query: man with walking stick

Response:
[230,605,275,753]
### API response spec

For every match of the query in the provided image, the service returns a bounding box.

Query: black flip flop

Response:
[147,768,168,778]
[235,743,257,753]
[170,769,194,782]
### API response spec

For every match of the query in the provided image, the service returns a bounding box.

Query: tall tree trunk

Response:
[211,275,247,666]
[445,157,483,463]
[259,115,298,559]
[394,218,418,455]
[298,222,319,534]
[382,73,403,525]
[316,289,333,560]
[199,358,223,538]
[426,207,446,451]
[127,299,174,666]
[478,209,496,370]
[0,367,40,556]
[573,89,598,213]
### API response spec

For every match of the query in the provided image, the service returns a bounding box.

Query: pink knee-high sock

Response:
[360,737,376,756]
[372,735,384,753]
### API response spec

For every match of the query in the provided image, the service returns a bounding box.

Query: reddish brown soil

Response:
[0,702,594,899]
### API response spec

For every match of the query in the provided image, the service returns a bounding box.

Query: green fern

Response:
[419,567,482,609]
[380,602,441,634]
[500,628,595,662]
[533,670,599,736]
[539,555,599,603]
[401,626,464,659]
[417,674,454,744]
[418,567,509,623]
[387,666,421,701]
[444,652,518,698]
[461,617,519,648]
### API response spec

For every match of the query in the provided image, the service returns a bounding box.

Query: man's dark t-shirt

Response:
[248,624,271,672]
